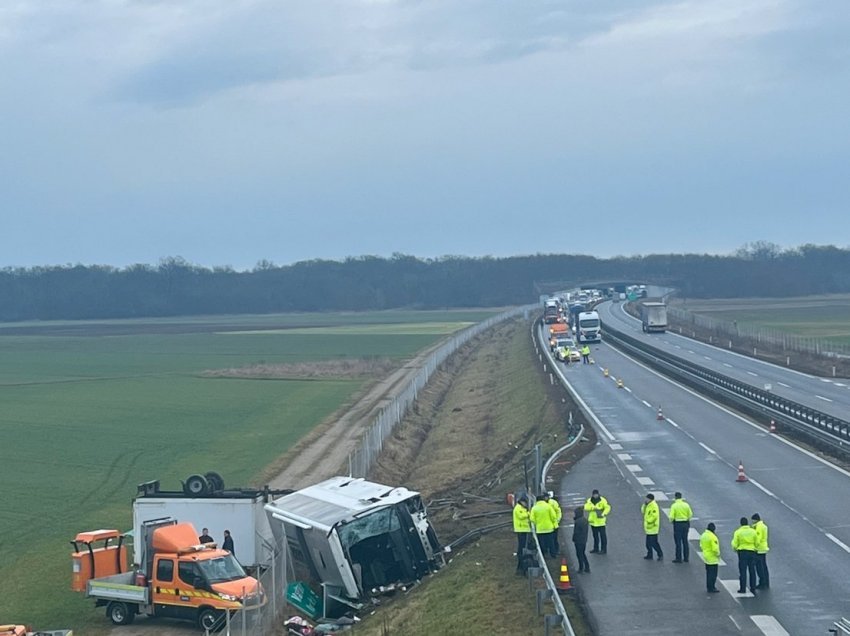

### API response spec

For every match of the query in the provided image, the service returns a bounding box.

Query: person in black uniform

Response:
[222,529,235,555]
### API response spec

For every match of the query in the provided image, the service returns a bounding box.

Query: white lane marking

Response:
[704,356,712,361]
[747,478,776,499]
[747,371,759,377]
[820,378,833,383]
[662,507,671,518]
[617,453,632,460]
[666,418,680,428]
[651,491,668,501]
[729,615,742,631]
[641,399,653,408]
[836,383,847,387]
[777,382,790,388]
[723,362,733,368]
[826,533,850,553]
[816,394,833,402]
[687,528,701,541]
[688,350,695,354]
[637,476,655,485]
[609,443,623,450]
[750,615,790,636]
[720,579,754,598]
[544,339,616,441]
[675,345,681,349]
[696,550,726,566]
[699,442,717,455]
[626,464,643,472]
[604,339,850,480]
[624,386,632,393]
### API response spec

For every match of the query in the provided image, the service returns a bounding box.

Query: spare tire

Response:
[184,474,209,496]
[204,471,225,492]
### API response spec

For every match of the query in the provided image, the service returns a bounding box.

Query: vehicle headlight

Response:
[219,593,240,602]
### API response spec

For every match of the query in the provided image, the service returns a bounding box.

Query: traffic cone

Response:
[656,406,664,421]
[617,378,624,389]
[769,419,776,433]
[557,558,572,593]
[603,368,609,377]
[736,460,748,483]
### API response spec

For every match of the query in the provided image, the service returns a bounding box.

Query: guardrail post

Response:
[527,566,543,593]
[544,614,563,636]
[536,588,553,616]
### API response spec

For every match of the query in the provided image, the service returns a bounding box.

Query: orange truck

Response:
[548,322,570,350]
[71,518,263,631]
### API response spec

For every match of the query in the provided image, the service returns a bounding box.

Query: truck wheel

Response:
[205,471,225,492]
[184,474,210,496]
[107,601,134,625]
[198,608,224,632]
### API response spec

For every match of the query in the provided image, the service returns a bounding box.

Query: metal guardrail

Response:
[600,320,850,457]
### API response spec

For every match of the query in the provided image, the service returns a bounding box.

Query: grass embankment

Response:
[352,318,595,636]
[0,310,492,632]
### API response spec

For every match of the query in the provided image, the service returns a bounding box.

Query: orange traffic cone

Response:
[657,406,664,421]
[557,558,572,593]
[736,460,748,483]
[769,420,776,433]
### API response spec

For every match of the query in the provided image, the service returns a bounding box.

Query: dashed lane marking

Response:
[747,371,759,377]
[626,464,643,472]
[720,579,755,598]
[748,478,776,499]
[666,418,680,428]
[624,386,632,393]
[699,442,717,455]
[688,528,701,541]
[609,443,623,450]
[777,382,790,388]
[704,356,712,360]
[695,550,726,566]
[651,491,668,501]
[723,363,733,368]
[641,399,653,408]
[750,615,790,636]
[617,453,632,460]
[816,394,833,402]
[637,476,655,486]
[826,533,850,553]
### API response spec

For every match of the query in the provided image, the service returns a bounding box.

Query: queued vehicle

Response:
[556,337,581,363]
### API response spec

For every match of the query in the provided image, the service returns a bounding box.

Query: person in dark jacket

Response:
[198,528,214,544]
[222,530,235,555]
[572,506,590,573]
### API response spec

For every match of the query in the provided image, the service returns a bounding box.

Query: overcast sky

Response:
[1,0,848,270]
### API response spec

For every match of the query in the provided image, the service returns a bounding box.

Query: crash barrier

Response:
[348,304,537,478]
[600,321,850,458]
[829,617,850,634]
[524,427,584,636]
[216,533,288,636]
[667,306,850,361]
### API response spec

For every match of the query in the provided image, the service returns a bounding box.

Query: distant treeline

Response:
[1,243,848,321]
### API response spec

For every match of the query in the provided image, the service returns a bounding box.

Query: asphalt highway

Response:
[542,326,850,635]
[598,300,850,422]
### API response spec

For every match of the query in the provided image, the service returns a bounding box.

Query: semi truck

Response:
[543,299,561,324]
[640,302,668,333]
[71,519,263,630]
[576,310,601,343]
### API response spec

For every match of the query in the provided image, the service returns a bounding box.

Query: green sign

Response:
[286,581,323,619]
[627,292,638,301]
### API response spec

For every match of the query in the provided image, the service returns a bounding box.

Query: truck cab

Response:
[73,520,262,631]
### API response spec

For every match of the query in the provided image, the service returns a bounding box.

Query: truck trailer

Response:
[640,302,668,333]
[133,477,291,572]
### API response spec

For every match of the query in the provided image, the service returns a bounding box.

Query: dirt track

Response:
[106,342,444,635]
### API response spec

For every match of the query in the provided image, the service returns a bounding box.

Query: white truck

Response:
[640,302,668,333]
[133,476,291,572]
[576,311,601,343]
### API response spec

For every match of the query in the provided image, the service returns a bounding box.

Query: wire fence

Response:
[347,304,537,478]
[215,532,289,635]
[667,307,850,359]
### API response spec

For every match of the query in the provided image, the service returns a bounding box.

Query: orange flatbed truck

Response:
[72,518,263,631]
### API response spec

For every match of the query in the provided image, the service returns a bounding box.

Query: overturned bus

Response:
[265,477,442,611]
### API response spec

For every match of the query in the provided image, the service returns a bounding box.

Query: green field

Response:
[671,295,850,344]
[0,309,497,630]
